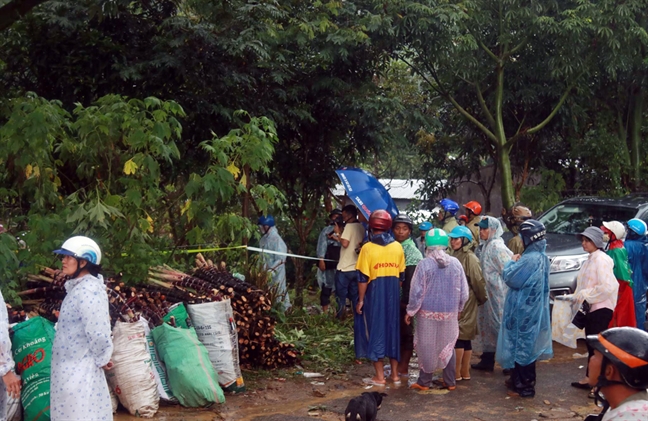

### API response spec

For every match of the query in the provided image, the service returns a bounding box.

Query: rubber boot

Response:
[471,352,495,372]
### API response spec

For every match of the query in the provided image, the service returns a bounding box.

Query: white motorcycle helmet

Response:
[54,236,102,276]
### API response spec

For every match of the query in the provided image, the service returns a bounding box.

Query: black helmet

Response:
[519,219,546,249]
[587,327,648,390]
[329,209,342,217]
[392,214,413,230]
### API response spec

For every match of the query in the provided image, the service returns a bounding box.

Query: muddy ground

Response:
[114,340,603,421]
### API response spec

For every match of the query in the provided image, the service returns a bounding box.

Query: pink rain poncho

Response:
[476,217,513,353]
[407,248,469,373]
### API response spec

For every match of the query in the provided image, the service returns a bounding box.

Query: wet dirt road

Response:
[114,341,602,421]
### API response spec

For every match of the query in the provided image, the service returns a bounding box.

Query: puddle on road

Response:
[114,406,219,421]
[222,386,368,421]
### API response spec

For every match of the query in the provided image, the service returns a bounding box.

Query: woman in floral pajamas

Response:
[51,236,113,421]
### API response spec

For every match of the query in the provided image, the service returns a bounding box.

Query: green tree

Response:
[368,0,594,209]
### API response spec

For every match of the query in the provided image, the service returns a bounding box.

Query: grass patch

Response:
[275,308,356,374]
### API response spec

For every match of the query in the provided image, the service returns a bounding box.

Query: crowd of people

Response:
[307,199,648,420]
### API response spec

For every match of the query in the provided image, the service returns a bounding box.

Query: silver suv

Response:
[537,195,648,302]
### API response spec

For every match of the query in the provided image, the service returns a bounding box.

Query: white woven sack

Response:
[187,299,243,389]
[108,319,159,417]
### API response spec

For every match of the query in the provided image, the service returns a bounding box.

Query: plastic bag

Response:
[106,320,159,417]
[7,376,22,421]
[11,317,55,421]
[551,298,585,348]
[151,323,225,407]
[187,300,245,393]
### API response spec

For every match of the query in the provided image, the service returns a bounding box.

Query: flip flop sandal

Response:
[409,383,430,391]
[362,378,386,387]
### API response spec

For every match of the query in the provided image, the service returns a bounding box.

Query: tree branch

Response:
[506,36,528,57]
[475,82,496,130]
[526,83,575,135]
[0,0,48,32]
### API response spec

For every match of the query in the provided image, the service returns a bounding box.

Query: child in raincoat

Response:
[51,236,113,421]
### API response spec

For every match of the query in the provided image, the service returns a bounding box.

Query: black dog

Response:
[344,392,387,421]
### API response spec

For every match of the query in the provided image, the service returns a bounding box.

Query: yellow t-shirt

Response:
[356,241,405,284]
[337,222,366,272]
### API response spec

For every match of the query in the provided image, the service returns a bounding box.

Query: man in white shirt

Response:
[331,205,366,319]
[585,327,648,421]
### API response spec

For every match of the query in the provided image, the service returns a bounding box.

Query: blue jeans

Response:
[335,270,359,319]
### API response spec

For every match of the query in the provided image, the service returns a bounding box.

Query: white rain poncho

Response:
[50,274,113,421]
[259,226,291,310]
[407,248,469,373]
[0,289,15,417]
[477,217,513,353]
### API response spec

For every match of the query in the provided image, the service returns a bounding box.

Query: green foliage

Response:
[520,170,567,215]
[0,92,281,295]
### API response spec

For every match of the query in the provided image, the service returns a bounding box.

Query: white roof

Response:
[332,179,426,200]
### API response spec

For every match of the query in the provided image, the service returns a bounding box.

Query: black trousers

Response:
[511,361,536,397]
[584,308,613,376]
[320,286,333,306]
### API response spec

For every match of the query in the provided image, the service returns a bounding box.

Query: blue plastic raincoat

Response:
[259,226,291,311]
[625,234,648,330]
[496,240,553,369]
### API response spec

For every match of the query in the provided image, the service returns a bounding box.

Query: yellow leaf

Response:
[123,159,139,175]
[25,164,33,178]
[33,165,40,178]
[180,199,192,216]
[146,213,154,233]
[240,173,247,187]
[226,163,241,179]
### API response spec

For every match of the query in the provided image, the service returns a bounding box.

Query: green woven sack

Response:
[151,323,225,407]
[12,316,56,421]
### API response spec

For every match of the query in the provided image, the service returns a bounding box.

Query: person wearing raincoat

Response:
[624,219,648,331]
[448,226,487,382]
[355,210,404,386]
[258,215,291,311]
[317,210,343,313]
[463,201,483,251]
[51,236,113,420]
[472,216,513,372]
[407,228,469,391]
[505,205,532,255]
[568,226,617,394]
[496,220,553,398]
[438,199,459,234]
[601,221,636,328]
[416,221,432,255]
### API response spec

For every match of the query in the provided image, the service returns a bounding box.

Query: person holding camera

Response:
[317,209,343,313]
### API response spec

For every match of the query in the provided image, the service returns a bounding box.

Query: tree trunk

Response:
[498,146,515,210]
[629,86,644,190]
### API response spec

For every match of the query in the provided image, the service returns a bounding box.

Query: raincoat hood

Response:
[523,239,547,254]
[479,216,504,244]
[425,246,451,268]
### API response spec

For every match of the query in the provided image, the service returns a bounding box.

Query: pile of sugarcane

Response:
[191,254,299,369]
[15,261,299,369]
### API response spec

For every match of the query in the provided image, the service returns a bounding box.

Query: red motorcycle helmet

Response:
[463,201,482,216]
[369,210,393,231]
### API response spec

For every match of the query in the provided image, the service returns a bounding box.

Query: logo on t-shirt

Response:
[373,262,399,270]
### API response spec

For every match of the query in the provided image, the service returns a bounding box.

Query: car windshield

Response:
[539,203,637,235]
